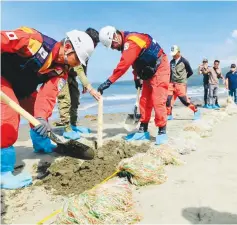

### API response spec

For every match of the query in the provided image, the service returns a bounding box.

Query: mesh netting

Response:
[168,135,198,155]
[56,177,141,224]
[118,153,167,186]
[183,119,213,137]
[148,145,183,165]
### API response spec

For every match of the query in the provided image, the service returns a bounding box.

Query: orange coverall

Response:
[1,27,68,147]
[108,31,170,128]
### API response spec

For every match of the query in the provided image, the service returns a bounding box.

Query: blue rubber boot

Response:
[212,105,219,109]
[193,109,201,120]
[1,146,32,189]
[63,130,80,140]
[125,122,150,141]
[203,104,209,108]
[125,132,150,141]
[71,125,91,134]
[167,115,173,120]
[215,104,221,108]
[30,129,56,153]
[205,104,212,109]
[156,134,168,145]
[155,126,168,145]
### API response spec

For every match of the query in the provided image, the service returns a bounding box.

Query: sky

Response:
[1,1,237,82]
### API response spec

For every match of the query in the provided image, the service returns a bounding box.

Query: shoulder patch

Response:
[57,78,66,92]
[5,31,18,40]
[124,42,130,50]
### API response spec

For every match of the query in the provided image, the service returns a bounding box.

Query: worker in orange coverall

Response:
[0,26,96,189]
[98,26,170,145]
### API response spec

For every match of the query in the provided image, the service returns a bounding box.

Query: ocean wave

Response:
[187,86,226,97]
[79,102,98,111]
[103,94,136,101]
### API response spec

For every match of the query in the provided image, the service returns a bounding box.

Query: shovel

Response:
[0,91,95,160]
[124,87,141,127]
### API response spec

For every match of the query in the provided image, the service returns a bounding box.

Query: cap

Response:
[231,63,236,68]
[170,45,180,56]
[203,58,208,62]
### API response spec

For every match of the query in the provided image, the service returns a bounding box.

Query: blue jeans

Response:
[229,88,237,103]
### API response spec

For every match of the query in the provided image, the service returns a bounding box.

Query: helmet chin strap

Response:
[63,37,75,67]
[64,53,69,65]
[113,33,122,51]
[63,38,69,65]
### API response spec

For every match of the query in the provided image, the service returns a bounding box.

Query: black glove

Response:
[97,79,112,95]
[134,79,142,89]
[33,117,51,138]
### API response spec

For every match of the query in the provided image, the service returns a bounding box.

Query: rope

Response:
[36,170,120,224]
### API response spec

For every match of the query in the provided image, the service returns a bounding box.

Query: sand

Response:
[36,140,150,196]
[1,97,237,224]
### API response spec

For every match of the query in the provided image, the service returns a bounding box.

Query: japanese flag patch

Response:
[5,32,18,40]
[57,78,66,92]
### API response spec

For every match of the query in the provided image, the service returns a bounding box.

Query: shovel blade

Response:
[49,132,95,160]
[54,140,95,160]
[125,113,141,125]
[124,113,141,131]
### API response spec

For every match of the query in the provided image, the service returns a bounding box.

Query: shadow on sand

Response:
[182,207,237,224]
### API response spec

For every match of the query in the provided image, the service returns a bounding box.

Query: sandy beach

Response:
[1,96,237,224]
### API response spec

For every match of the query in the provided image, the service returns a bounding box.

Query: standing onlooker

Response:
[199,58,211,108]
[208,60,224,109]
[167,45,200,120]
[225,64,237,104]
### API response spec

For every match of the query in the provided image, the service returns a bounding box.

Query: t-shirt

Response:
[226,71,237,90]
[209,67,222,85]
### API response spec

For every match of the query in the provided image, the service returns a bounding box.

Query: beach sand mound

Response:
[226,98,237,115]
[183,119,213,137]
[35,140,150,196]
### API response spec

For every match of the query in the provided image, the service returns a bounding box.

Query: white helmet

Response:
[99,26,116,48]
[66,30,94,66]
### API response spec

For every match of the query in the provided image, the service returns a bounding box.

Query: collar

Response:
[120,31,125,52]
[175,56,182,62]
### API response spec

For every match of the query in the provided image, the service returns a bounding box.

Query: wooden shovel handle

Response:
[0,90,41,127]
[97,97,103,148]
[135,87,141,114]
[136,87,141,105]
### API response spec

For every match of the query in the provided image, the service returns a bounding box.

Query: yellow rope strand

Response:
[36,170,120,224]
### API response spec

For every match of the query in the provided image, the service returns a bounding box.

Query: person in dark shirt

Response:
[199,58,210,108]
[225,64,237,104]
[167,45,200,120]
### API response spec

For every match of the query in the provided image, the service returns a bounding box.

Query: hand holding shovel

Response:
[0,90,95,160]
